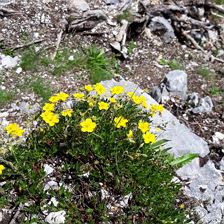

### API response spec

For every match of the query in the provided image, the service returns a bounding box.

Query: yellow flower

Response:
[114,116,128,128]
[95,83,106,95]
[49,92,69,103]
[57,92,69,101]
[138,120,150,133]
[49,95,60,103]
[98,102,109,111]
[41,111,59,126]
[143,132,156,144]
[0,164,5,175]
[73,92,85,99]
[109,97,117,103]
[84,85,94,92]
[5,123,24,137]
[127,130,135,142]
[139,96,148,108]
[132,95,142,105]
[127,130,133,139]
[80,118,97,133]
[150,104,164,116]
[61,109,73,117]
[156,127,161,132]
[179,204,185,209]
[43,103,55,111]
[87,97,95,107]
[110,86,124,95]
[127,92,134,98]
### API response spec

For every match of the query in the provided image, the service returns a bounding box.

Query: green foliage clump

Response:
[0,84,191,223]
[84,45,113,83]
[196,67,211,79]
[159,58,184,70]
[117,10,134,23]
[0,89,14,107]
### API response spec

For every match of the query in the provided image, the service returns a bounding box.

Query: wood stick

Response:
[11,39,45,51]
[51,29,63,61]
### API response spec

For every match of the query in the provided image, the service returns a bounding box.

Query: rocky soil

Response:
[0,0,224,223]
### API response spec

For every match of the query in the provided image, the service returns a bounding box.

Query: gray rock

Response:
[149,16,175,43]
[68,0,90,12]
[187,92,200,107]
[151,84,170,103]
[101,79,209,158]
[192,96,213,114]
[212,132,224,145]
[104,0,119,4]
[164,70,188,99]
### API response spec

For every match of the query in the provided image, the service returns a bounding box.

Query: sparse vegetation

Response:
[116,10,134,23]
[0,89,14,107]
[20,47,40,71]
[159,58,184,70]
[214,0,224,4]
[196,67,211,78]
[127,40,137,54]
[209,86,222,96]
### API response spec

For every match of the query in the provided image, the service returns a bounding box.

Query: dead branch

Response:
[9,203,24,224]
[0,7,20,16]
[51,29,63,61]
[11,39,45,51]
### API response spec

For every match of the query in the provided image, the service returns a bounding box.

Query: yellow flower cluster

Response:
[41,111,59,126]
[127,93,148,108]
[98,102,109,111]
[114,116,128,128]
[80,118,97,132]
[0,164,5,175]
[49,92,69,103]
[150,104,164,116]
[5,123,24,137]
[110,86,124,95]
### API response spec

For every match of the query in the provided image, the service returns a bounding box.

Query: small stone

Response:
[212,132,224,145]
[110,41,121,52]
[49,197,59,207]
[0,54,19,69]
[16,67,22,74]
[68,55,74,61]
[44,180,59,191]
[45,211,66,224]
[0,112,9,118]
[104,0,119,5]
[187,92,200,107]
[149,16,175,43]
[192,96,213,114]
[164,70,188,99]
[44,164,54,175]
[68,0,90,12]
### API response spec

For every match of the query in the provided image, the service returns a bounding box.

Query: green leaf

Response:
[170,153,199,166]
